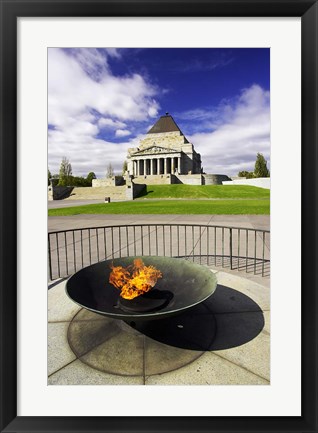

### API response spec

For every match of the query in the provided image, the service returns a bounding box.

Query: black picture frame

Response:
[1,1,317,432]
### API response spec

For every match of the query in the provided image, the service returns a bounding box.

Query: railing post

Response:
[254,230,257,274]
[48,234,52,281]
[262,231,265,277]
[229,228,233,270]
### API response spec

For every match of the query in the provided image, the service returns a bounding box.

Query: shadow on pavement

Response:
[133,285,265,351]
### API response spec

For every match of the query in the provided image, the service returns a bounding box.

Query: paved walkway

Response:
[48,199,103,209]
[48,269,270,386]
[48,213,270,232]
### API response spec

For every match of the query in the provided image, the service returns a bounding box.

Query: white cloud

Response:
[48,130,133,177]
[48,48,160,176]
[148,104,159,117]
[68,48,110,81]
[98,118,127,130]
[115,129,131,138]
[177,108,213,121]
[188,85,270,176]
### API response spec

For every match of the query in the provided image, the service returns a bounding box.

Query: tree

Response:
[254,153,270,178]
[106,163,114,178]
[48,168,52,186]
[238,170,249,178]
[122,160,128,175]
[58,157,72,186]
[86,172,96,186]
[238,170,255,179]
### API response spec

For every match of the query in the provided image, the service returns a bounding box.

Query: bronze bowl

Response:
[65,256,217,321]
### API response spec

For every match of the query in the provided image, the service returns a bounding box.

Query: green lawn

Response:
[136,184,270,199]
[48,199,270,216]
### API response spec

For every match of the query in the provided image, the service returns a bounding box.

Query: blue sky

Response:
[48,48,270,177]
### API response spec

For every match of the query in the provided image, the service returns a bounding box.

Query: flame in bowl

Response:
[109,258,163,300]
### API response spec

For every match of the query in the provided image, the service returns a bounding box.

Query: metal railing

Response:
[48,224,270,281]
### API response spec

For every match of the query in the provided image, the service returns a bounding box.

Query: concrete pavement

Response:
[48,269,270,386]
[48,213,270,232]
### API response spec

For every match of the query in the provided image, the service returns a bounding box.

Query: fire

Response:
[109,258,163,300]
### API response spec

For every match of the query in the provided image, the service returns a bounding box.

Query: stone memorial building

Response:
[126,113,229,186]
[92,113,230,189]
[127,113,210,185]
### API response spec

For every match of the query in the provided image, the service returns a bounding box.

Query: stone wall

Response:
[230,176,245,181]
[92,176,124,187]
[222,177,270,189]
[138,131,186,150]
[101,187,127,201]
[181,153,201,174]
[174,174,203,185]
[132,175,173,185]
[126,182,146,200]
[202,174,231,185]
[130,173,231,186]
[48,184,146,201]
[48,186,74,200]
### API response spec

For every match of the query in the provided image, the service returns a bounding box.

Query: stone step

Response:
[65,186,127,200]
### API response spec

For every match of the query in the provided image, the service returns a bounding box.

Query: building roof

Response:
[147,113,183,134]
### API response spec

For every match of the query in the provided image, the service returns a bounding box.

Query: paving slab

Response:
[144,338,205,376]
[215,271,270,310]
[214,315,270,381]
[48,359,143,385]
[247,215,271,231]
[68,314,121,357]
[146,351,269,385]
[48,322,77,376]
[211,267,270,288]
[48,282,81,322]
[80,331,145,376]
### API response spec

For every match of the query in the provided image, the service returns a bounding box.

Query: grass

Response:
[48,199,270,216]
[136,184,270,199]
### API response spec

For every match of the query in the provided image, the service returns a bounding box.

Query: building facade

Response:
[92,112,230,189]
[127,113,202,178]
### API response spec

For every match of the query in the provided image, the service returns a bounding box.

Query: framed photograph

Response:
[1,1,317,432]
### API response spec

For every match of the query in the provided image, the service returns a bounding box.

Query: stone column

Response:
[171,157,175,174]
[164,158,167,175]
[150,159,154,175]
[178,157,181,174]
